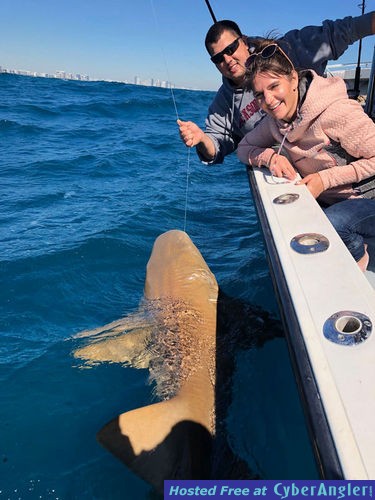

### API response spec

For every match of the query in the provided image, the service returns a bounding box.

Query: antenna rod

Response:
[204,0,217,23]
[353,0,366,97]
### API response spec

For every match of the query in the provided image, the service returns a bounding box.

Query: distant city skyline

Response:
[0,66,90,82]
[1,59,372,94]
[0,65,179,89]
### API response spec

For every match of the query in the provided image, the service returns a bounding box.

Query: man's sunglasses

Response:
[210,37,241,65]
[245,43,294,70]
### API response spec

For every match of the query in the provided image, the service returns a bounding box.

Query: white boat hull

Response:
[248,166,375,479]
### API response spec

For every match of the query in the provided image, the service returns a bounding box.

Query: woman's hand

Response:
[269,154,297,181]
[297,173,324,198]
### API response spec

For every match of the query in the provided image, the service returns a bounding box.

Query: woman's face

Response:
[252,70,299,122]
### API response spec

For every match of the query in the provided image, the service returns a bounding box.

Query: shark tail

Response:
[97,396,213,493]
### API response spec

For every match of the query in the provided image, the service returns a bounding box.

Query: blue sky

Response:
[1,0,374,90]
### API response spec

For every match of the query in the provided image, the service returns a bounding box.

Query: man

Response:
[178,13,375,164]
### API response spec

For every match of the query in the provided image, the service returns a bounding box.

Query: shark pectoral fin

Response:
[73,312,152,340]
[73,326,152,369]
[97,399,213,492]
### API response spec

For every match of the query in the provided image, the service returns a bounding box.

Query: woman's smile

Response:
[253,71,299,122]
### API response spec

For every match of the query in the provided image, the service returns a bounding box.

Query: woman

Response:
[237,40,375,271]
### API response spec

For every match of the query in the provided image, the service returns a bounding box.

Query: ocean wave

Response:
[13,103,59,117]
[47,95,179,121]
[0,118,46,134]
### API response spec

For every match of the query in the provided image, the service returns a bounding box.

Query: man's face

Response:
[208,30,249,86]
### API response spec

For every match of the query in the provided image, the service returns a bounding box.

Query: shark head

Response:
[144,229,218,305]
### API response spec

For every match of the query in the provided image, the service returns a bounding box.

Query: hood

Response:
[287,70,349,137]
[221,74,245,95]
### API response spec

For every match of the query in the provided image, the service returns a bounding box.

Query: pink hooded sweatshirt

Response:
[237,70,375,205]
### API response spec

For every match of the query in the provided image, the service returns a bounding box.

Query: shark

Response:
[73,229,283,492]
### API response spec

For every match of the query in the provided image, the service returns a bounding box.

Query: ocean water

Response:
[0,74,318,499]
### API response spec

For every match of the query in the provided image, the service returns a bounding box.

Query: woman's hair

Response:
[244,38,295,90]
[205,20,242,51]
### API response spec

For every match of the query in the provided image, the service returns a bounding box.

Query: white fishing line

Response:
[149,0,191,231]
[183,148,191,232]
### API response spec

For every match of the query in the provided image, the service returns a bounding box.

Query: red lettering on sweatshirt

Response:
[239,98,260,127]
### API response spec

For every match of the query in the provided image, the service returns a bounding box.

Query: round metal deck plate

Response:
[290,233,330,254]
[273,193,300,205]
[323,311,372,346]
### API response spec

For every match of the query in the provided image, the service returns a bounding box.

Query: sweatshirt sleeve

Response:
[197,85,237,165]
[318,98,375,190]
[237,118,276,167]
[282,12,374,75]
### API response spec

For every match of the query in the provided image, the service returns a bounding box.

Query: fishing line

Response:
[183,148,191,233]
[149,1,179,120]
[150,0,193,231]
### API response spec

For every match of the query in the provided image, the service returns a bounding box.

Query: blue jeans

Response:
[324,199,375,261]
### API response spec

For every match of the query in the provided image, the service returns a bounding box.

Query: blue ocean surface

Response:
[0,74,318,499]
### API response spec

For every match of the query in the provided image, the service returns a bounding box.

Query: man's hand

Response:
[177,119,205,148]
[177,119,216,161]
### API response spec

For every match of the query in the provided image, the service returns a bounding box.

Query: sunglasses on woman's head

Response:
[245,43,294,70]
[210,37,241,64]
